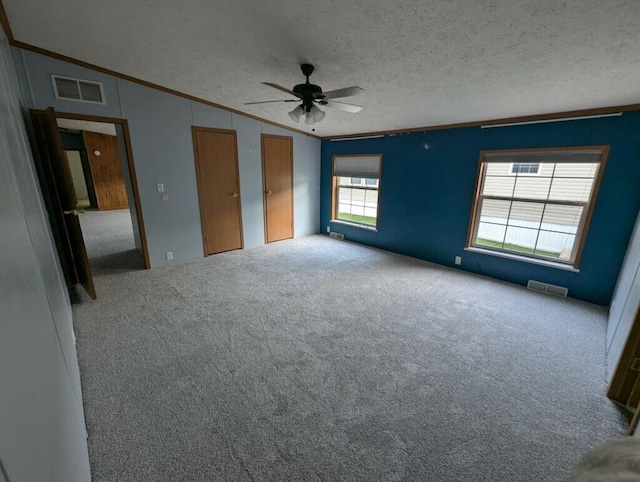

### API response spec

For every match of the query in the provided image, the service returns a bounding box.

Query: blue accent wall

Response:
[320,113,640,305]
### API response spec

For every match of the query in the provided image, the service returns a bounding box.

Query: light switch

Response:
[157,183,164,192]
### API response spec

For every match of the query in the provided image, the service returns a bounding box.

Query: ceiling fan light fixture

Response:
[305,105,326,125]
[288,105,304,123]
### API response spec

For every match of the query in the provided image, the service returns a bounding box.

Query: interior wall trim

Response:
[324,104,640,140]
[2,1,639,142]
[55,111,152,269]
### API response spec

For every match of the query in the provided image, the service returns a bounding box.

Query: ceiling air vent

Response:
[52,75,105,104]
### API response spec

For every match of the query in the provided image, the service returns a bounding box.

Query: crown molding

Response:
[322,104,640,140]
[0,1,319,139]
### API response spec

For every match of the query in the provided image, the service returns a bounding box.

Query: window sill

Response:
[330,219,378,232]
[464,246,580,273]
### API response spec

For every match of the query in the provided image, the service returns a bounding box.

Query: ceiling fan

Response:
[244,63,363,125]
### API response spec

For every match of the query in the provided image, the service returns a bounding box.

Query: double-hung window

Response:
[467,146,608,268]
[332,154,382,228]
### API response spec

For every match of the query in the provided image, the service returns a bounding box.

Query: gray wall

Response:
[15,48,321,267]
[115,124,143,251]
[607,209,640,381]
[0,33,91,481]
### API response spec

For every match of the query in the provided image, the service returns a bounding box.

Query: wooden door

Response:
[30,108,96,299]
[82,131,129,210]
[608,306,640,412]
[193,127,243,255]
[262,134,293,243]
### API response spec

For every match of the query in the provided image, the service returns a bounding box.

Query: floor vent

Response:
[52,75,106,104]
[527,280,568,298]
[329,232,345,240]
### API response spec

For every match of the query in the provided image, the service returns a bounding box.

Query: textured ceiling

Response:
[5,0,640,136]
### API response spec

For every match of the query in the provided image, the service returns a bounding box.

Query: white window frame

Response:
[467,146,609,269]
[332,154,382,229]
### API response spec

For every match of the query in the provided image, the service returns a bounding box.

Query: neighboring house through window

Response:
[467,146,608,268]
[332,154,382,228]
[510,162,540,175]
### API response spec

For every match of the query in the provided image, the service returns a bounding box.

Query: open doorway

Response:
[56,115,148,274]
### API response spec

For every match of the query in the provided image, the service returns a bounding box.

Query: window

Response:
[467,147,608,268]
[510,163,539,175]
[332,154,382,228]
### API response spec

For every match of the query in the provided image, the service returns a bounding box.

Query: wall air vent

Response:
[527,280,568,298]
[329,232,345,241]
[51,75,106,104]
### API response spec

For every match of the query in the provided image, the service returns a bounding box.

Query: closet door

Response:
[193,127,243,255]
[261,134,293,243]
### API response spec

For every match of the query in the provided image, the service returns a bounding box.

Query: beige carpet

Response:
[71,235,627,481]
[78,209,144,274]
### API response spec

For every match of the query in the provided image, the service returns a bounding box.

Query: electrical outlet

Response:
[157,183,164,192]
[326,226,330,233]
[454,256,462,265]
[166,251,173,260]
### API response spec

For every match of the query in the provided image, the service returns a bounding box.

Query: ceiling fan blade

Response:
[244,99,298,105]
[261,82,302,98]
[321,86,364,100]
[323,100,363,113]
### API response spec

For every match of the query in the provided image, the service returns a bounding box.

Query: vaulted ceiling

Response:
[4,0,640,136]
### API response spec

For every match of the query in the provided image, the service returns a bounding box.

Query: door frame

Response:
[55,112,151,269]
[261,133,294,244]
[191,126,244,256]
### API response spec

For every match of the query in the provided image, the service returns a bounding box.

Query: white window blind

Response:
[484,150,603,164]
[333,155,381,179]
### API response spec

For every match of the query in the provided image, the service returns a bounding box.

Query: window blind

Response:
[483,150,603,164]
[333,155,381,179]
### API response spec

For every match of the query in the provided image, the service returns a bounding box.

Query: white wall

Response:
[0,33,90,481]
[65,150,89,201]
[15,48,321,267]
[607,209,640,381]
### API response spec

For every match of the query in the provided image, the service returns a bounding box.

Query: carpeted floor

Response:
[79,209,145,274]
[71,235,627,481]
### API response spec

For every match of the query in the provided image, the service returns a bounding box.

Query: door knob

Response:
[63,209,85,216]
[266,190,273,196]
[230,193,239,198]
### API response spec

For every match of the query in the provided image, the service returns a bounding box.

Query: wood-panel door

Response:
[193,127,244,255]
[82,131,129,210]
[262,134,293,243]
[31,108,97,299]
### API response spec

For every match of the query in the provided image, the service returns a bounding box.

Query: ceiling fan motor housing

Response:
[293,82,324,111]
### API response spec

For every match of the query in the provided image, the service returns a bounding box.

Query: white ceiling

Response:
[57,118,116,136]
[6,0,640,137]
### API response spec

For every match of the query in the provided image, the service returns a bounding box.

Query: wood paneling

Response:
[262,134,293,243]
[56,112,151,269]
[193,127,244,255]
[82,130,128,210]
